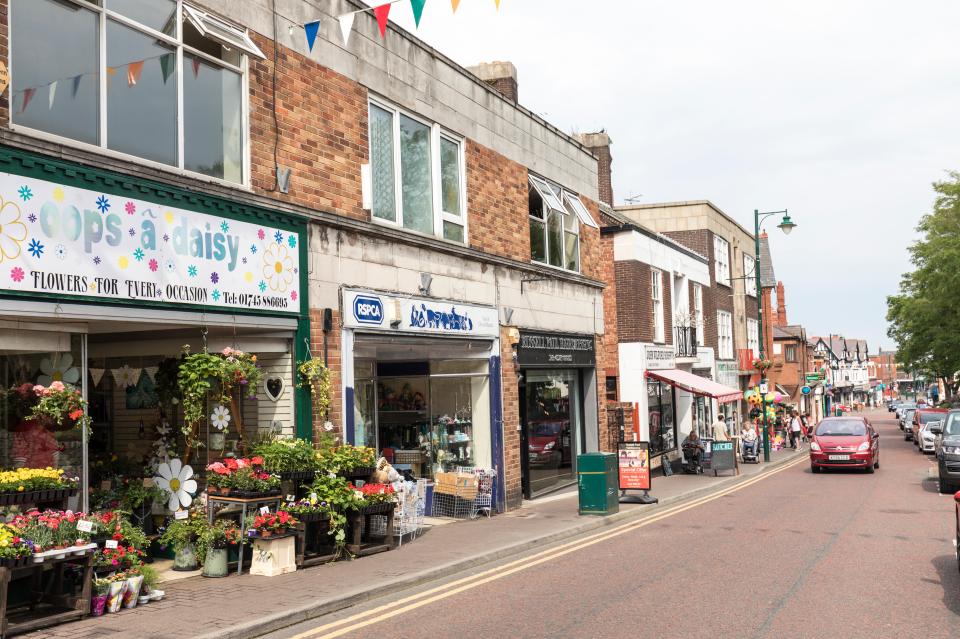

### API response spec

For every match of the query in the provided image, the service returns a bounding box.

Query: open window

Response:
[562,191,599,229]
[528,175,585,272]
[184,4,265,59]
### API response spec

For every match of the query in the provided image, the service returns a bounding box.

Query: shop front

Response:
[340,289,501,487]
[516,330,596,499]
[644,368,742,449]
[0,147,311,512]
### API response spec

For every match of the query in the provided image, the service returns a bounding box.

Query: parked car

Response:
[896,402,916,429]
[901,408,917,438]
[917,422,939,453]
[912,408,948,447]
[934,410,960,493]
[527,419,572,467]
[888,400,900,413]
[809,416,880,473]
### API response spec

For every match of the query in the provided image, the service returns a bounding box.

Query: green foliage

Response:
[253,438,320,472]
[319,445,377,473]
[138,563,160,590]
[298,357,332,420]
[887,172,960,398]
[158,510,206,553]
[195,520,244,564]
[118,482,167,512]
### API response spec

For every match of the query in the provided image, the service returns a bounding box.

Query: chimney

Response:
[776,281,787,326]
[575,131,613,206]
[467,61,518,103]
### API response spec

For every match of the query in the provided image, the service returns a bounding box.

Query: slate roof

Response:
[759,235,776,288]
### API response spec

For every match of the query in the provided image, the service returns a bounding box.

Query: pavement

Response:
[264,408,960,639]
[19,443,805,639]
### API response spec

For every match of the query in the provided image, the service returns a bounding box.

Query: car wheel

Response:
[866,463,875,474]
[811,464,820,474]
[938,476,952,494]
[874,459,880,469]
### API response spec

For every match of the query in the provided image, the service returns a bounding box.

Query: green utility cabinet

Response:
[577,452,619,516]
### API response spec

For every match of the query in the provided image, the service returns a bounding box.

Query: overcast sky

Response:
[380,0,960,351]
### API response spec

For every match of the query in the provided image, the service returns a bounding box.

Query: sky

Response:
[376,0,960,351]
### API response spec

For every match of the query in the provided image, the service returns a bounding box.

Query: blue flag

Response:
[304,20,321,52]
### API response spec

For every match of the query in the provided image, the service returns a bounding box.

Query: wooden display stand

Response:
[0,551,94,638]
[207,494,283,575]
[345,503,396,557]
[249,534,297,577]
[293,520,337,568]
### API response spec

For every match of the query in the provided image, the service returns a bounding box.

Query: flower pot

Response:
[202,547,229,578]
[260,530,273,538]
[173,542,198,571]
[122,575,143,608]
[106,580,126,613]
[90,594,108,617]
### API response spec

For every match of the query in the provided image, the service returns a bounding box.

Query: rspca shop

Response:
[340,289,502,489]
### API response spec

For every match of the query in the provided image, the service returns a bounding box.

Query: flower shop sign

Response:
[0,172,301,313]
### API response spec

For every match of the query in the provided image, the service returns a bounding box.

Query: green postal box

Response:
[577,452,619,516]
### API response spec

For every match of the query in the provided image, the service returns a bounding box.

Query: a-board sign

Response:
[710,440,736,475]
[618,441,651,491]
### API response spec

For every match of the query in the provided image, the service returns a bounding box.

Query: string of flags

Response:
[304,0,503,52]
[88,365,159,390]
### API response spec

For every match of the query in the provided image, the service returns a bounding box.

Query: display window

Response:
[647,379,676,457]
[522,369,583,497]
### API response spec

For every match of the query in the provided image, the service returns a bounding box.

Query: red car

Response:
[809,416,880,473]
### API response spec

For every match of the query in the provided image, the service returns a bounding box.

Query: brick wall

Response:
[308,308,342,444]
[664,229,731,354]
[600,234,620,395]
[500,327,522,508]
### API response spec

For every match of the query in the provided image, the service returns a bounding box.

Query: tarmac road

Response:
[270,408,960,639]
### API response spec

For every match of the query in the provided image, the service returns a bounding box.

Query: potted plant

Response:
[197,520,244,578]
[351,483,397,515]
[122,564,144,609]
[105,573,127,613]
[158,511,204,571]
[250,510,298,538]
[0,524,32,568]
[253,438,320,480]
[321,445,378,479]
[26,381,91,432]
[91,578,110,617]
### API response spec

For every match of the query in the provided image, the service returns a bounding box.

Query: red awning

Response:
[646,368,743,404]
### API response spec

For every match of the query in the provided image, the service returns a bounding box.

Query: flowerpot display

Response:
[90,594,108,617]
[173,542,198,571]
[106,580,126,613]
[202,548,229,578]
[122,574,143,608]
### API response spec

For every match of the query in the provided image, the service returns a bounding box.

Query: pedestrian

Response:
[802,412,812,442]
[789,410,803,450]
[712,414,729,441]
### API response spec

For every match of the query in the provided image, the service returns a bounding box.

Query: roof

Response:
[759,235,776,288]
[614,199,756,241]
[773,325,805,340]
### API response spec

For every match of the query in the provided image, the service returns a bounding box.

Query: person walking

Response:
[789,410,803,450]
[712,415,730,441]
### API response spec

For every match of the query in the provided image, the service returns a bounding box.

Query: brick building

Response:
[870,350,898,400]
[0,0,615,509]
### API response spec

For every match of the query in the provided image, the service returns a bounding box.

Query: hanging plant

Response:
[298,357,331,420]
[27,381,92,432]
[752,358,773,372]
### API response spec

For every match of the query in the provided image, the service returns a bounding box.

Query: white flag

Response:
[143,366,159,382]
[48,81,57,109]
[338,12,356,46]
[89,367,105,388]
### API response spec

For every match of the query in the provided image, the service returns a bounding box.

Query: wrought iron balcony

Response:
[674,327,698,358]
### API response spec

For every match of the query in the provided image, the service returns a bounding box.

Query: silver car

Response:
[917,421,939,453]
[901,408,917,439]
[897,403,917,429]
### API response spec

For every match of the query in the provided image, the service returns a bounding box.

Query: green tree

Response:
[886,172,960,399]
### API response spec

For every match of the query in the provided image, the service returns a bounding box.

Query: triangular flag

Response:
[143,366,159,382]
[70,75,82,97]
[495,0,500,8]
[19,88,35,113]
[374,3,391,38]
[410,0,426,26]
[338,12,356,46]
[192,58,201,79]
[159,53,175,84]
[89,368,105,388]
[127,61,144,87]
[48,81,57,110]
[106,66,117,87]
[304,20,321,51]
[451,0,461,12]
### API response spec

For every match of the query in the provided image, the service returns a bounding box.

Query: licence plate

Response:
[828,454,850,461]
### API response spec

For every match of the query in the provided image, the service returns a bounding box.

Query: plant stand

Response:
[345,504,396,557]
[249,534,296,577]
[293,521,337,568]
[207,495,282,575]
[0,551,94,637]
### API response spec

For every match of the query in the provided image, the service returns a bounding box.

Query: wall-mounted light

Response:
[504,307,514,324]
[419,273,433,296]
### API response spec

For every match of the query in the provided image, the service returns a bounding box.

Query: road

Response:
[269,409,960,639]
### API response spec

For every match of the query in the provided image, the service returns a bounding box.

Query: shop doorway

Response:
[520,369,584,498]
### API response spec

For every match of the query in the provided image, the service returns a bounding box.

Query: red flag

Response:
[127,61,144,87]
[19,88,36,113]
[374,3,391,38]
[192,58,201,78]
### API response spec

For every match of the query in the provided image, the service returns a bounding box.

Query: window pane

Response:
[564,230,579,271]
[547,210,563,267]
[528,188,544,219]
[399,114,433,234]
[369,104,397,222]
[11,0,99,145]
[183,53,242,182]
[563,210,578,232]
[106,20,177,166]
[443,221,464,243]
[440,137,461,216]
[106,0,177,35]
[183,18,241,66]
[530,218,545,263]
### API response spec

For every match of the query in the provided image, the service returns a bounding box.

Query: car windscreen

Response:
[903,409,916,420]
[815,420,867,436]
[919,412,944,424]
[944,412,960,436]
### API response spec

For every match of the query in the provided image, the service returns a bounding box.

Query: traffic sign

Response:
[801,385,811,395]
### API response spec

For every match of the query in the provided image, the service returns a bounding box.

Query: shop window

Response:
[368,99,467,243]
[528,175,593,273]
[714,235,731,286]
[605,376,618,402]
[523,369,581,496]
[647,379,675,457]
[9,0,257,184]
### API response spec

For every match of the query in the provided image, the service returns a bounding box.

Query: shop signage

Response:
[517,330,595,367]
[716,360,739,388]
[617,441,651,491]
[709,440,736,475]
[801,385,811,395]
[805,372,824,382]
[342,289,499,337]
[0,172,301,313]
[644,345,675,370]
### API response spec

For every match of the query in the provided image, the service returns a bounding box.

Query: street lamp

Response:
[754,209,796,462]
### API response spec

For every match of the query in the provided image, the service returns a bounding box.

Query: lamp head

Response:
[777,212,797,235]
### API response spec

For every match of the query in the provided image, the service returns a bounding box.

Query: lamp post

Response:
[754,209,796,462]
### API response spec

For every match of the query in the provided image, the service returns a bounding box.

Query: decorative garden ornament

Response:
[154,458,198,511]
[37,353,81,386]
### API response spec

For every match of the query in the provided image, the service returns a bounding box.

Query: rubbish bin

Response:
[577,452,619,516]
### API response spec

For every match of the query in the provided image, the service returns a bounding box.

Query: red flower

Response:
[251,456,264,466]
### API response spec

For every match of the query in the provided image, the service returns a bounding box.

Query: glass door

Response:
[522,369,582,497]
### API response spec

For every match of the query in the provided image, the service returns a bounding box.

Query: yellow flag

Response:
[451,0,460,11]
[495,0,501,8]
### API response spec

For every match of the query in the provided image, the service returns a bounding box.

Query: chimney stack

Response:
[776,281,787,326]
[575,131,613,206]
[467,61,518,103]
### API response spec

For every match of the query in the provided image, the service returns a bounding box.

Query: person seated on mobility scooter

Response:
[682,430,705,474]
[741,420,760,462]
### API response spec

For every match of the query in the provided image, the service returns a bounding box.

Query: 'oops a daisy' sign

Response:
[0,172,301,314]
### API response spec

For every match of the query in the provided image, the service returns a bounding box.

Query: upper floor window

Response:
[714,235,731,287]
[651,268,664,343]
[743,254,756,296]
[9,0,261,184]
[747,318,759,358]
[717,310,733,359]
[528,175,597,272]
[368,98,466,242]
[692,283,704,346]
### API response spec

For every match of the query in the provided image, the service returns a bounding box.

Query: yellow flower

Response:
[52,187,65,202]
[0,197,28,264]
[17,486,24,492]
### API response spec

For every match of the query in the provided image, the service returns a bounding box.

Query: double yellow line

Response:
[292,454,807,639]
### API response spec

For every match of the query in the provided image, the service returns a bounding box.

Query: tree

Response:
[886,172,960,399]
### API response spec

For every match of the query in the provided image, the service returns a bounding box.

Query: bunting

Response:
[304,20,321,51]
[127,61,144,87]
[89,368,105,388]
[19,88,35,114]
[374,3,392,39]
[338,12,356,46]
[159,53,175,84]
[70,75,82,98]
[451,0,460,12]
[410,0,426,27]
[48,81,57,110]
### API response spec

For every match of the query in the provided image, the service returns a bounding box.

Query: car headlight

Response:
[809,442,821,451]
[544,441,555,451]
[857,442,870,452]
[944,446,960,454]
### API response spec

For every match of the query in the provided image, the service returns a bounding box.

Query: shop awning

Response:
[645,368,743,404]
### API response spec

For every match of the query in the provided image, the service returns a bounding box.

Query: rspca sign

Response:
[343,289,498,337]
[353,295,384,325]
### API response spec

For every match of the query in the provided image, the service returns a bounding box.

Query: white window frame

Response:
[7,0,254,187]
[651,268,664,343]
[714,235,731,287]
[717,310,733,359]
[747,318,759,359]
[528,174,582,273]
[368,96,468,244]
[693,283,704,346]
[743,254,756,296]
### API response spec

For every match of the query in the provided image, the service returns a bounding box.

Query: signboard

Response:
[0,62,8,95]
[759,382,769,394]
[617,441,650,491]
[518,331,595,367]
[341,289,499,337]
[0,172,301,313]
[715,360,739,388]
[644,345,675,370]
[709,440,736,475]
[801,386,811,395]
[805,372,824,382]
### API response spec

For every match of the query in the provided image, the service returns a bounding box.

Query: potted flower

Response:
[91,578,111,617]
[250,510,298,538]
[351,483,397,515]
[0,524,32,568]
[122,564,144,609]
[752,358,773,372]
[0,467,78,504]
[27,381,91,432]
[253,438,320,480]
[158,510,205,571]
[105,573,127,613]
[209,404,231,451]
[322,445,377,480]
[205,462,231,495]
[197,520,244,578]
